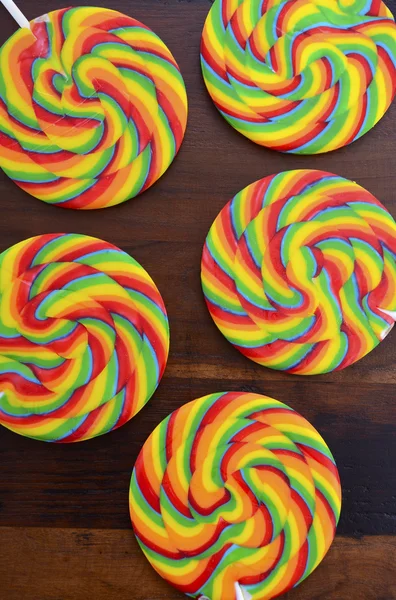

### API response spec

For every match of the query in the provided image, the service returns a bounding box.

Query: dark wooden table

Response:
[1,1,396,598]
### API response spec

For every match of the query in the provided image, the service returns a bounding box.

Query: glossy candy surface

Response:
[0,7,188,208]
[0,233,169,441]
[130,391,342,600]
[201,0,396,153]
[202,170,396,374]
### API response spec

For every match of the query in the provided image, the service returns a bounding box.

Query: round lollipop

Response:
[0,6,188,208]
[130,391,342,600]
[0,233,169,442]
[202,170,396,375]
[201,0,396,154]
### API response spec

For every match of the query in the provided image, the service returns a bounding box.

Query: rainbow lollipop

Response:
[0,233,169,442]
[202,170,396,374]
[130,391,342,600]
[0,6,188,208]
[201,0,396,153]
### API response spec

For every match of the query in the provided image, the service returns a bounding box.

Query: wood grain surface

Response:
[0,0,396,599]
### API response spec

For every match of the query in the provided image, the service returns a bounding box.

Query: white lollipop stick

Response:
[1,0,30,30]
[235,583,252,600]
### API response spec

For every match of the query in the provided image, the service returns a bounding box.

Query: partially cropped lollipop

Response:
[201,0,396,153]
[0,234,169,442]
[130,391,342,600]
[202,170,396,374]
[0,5,188,208]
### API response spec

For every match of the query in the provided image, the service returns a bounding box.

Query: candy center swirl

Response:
[162,421,314,559]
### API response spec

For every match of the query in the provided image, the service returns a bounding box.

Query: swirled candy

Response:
[202,170,396,375]
[0,7,188,209]
[201,0,396,153]
[130,391,341,600]
[0,233,169,442]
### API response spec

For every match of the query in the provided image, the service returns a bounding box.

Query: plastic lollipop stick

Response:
[0,0,30,29]
[235,584,252,600]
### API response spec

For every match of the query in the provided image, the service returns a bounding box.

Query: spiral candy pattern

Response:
[201,0,396,153]
[0,233,169,442]
[202,170,396,375]
[130,391,341,600]
[0,7,188,209]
